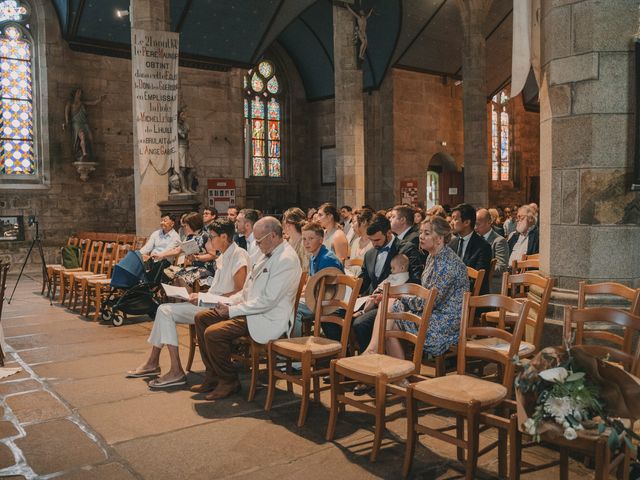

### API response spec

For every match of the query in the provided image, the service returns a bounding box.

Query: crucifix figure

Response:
[346,5,373,62]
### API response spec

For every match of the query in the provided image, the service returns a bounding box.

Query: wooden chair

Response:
[81,243,129,319]
[61,241,104,307]
[42,236,78,295]
[70,242,116,311]
[0,261,10,366]
[514,306,640,480]
[229,272,308,402]
[326,282,437,461]
[133,236,147,250]
[578,281,640,314]
[476,271,554,358]
[523,253,539,260]
[344,258,364,268]
[49,238,91,300]
[511,257,540,274]
[403,293,532,479]
[264,273,362,427]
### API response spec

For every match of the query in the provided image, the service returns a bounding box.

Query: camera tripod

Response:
[7,218,51,305]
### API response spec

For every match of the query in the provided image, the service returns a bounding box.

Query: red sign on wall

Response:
[400,180,419,207]
[207,178,236,214]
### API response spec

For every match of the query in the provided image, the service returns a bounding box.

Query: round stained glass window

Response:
[267,75,279,94]
[251,72,264,92]
[258,61,273,78]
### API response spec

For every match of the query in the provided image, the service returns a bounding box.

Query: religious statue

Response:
[171,108,196,194]
[62,88,105,162]
[346,5,373,62]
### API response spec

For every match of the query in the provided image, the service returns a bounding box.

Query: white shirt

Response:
[199,243,250,303]
[246,232,260,264]
[457,232,473,259]
[374,236,395,279]
[397,226,412,241]
[139,228,180,257]
[508,232,530,266]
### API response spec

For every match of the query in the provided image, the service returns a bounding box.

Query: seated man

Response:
[125,219,250,388]
[475,208,508,291]
[508,204,539,266]
[449,203,492,294]
[294,221,344,339]
[193,217,302,400]
[352,214,423,354]
[139,214,181,262]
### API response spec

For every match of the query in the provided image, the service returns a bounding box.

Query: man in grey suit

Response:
[475,208,509,292]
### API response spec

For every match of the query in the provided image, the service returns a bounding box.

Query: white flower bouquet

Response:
[514,346,640,453]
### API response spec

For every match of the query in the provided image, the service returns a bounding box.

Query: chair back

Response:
[500,271,554,351]
[312,274,362,357]
[488,258,497,278]
[467,266,486,297]
[0,261,10,321]
[133,236,147,250]
[98,243,119,277]
[523,253,539,260]
[78,239,93,270]
[67,236,79,246]
[114,244,132,263]
[345,258,364,269]
[292,272,308,320]
[86,241,104,273]
[578,281,640,314]
[458,292,531,395]
[511,257,539,274]
[564,306,640,376]
[378,282,438,373]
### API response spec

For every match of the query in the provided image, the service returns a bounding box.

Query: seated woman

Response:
[126,219,250,388]
[346,208,373,276]
[363,216,468,360]
[317,202,349,263]
[282,207,309,273]
[153,212,215,292]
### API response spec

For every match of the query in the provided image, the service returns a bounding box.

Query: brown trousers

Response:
[194,309,248,384]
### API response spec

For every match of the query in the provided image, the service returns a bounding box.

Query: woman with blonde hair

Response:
[282,207,310,272]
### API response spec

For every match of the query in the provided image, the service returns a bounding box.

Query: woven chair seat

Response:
[467,337,535,357]
[336,353,414,379]
[414,374,507,408]
[273,336,341,356]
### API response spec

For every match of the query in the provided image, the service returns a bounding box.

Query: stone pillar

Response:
[457,0,492,207]
[539,0,640,289]
[333,3,366,208]
[131,0,171,235]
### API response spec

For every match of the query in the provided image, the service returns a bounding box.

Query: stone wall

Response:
[391,68,465,206]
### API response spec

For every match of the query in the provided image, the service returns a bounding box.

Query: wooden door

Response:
[438,171,464,207]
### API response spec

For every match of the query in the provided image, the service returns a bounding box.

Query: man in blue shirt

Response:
[140,215,181,262]
[291,222,343,337]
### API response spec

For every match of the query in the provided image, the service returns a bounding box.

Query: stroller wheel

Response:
[112,314,124,327]
[101,309,113,322]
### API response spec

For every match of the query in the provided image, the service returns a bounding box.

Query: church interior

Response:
[0,0,639,478]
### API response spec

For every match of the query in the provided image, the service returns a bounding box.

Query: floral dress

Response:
[174,230,216,288]
[394,245,469,356]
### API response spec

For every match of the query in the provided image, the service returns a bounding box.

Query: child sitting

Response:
[355,253,410,316]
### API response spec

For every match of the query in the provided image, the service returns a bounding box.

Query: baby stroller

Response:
[100,251,164,326]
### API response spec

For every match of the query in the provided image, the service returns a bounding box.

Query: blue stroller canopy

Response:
[110,250,146,289]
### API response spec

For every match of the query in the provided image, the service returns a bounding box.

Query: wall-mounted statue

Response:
[170,108,196,194]
[347,5,373,62]
[62,88,105,162]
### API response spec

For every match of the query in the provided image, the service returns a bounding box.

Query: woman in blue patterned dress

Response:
[363,215,468,358]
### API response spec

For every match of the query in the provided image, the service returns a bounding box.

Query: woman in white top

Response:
[126,219,250,388]
[282,207,310,273]
[347,208,374,276]
[317,202,349,263]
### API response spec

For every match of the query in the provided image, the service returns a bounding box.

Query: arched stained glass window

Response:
[0,0,34,177]
[491,89,510,182]
[243,60,282,178]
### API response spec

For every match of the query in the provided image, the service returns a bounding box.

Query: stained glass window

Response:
[0,12,34,176]
[490,89,510,182]
[243,60,282,178]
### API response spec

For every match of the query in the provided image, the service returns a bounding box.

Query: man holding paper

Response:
[139,215,181,262]
[192,216,302,400]
[126,220,250,388]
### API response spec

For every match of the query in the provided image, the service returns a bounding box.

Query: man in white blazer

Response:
[193,216,302,400]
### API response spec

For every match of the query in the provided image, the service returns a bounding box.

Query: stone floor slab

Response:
[5,390,70,424]
[58,462,138,479]
[0,379,41,397]
[14,419,106,476]
[0,420,18,438]
[0,442,16,469]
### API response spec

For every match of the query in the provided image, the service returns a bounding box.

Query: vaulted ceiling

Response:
[51,0,530,102]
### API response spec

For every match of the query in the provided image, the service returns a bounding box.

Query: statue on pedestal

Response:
[170,108,196,195]
[63,88,104,162]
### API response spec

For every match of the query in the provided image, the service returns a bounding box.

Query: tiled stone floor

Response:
[0,275,595,479]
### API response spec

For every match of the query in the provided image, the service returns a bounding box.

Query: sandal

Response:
[125,367,161,378]
[148,375,187,389]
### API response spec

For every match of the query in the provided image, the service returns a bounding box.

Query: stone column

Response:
[539,0,640,289]
[333,3,366,208]
[456,0,492,208]
[131,0,171,235]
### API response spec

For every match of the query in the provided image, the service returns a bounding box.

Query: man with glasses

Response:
[193,216,302,400]
[507,205,539,266]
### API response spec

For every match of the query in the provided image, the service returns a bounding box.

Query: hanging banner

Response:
[131,29,179,175]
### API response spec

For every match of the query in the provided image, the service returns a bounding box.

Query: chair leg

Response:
[312,365,320,403]
[92,284,102,321]
[71,280,80,311]
[186,324,196,372]
[286,358,293,393]
[402,389,417,478]
[59,272,67,304]
[559,447,569,480]
[370,374,387,462]
[456,414,465,461]
[508,413,521,480]
[297,351,312,427]
[326,360,339,441]
[247,342,261,402]
[264,343,276,412]
[465,403,480,480]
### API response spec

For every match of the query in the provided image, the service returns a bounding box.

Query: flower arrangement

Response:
[514,346,640,453]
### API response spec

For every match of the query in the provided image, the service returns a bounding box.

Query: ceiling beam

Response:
[174,0,193,33]
[376,0,403,89]
[251,0,285,64]
[299,16,334,71]
[394,0,448,66]
[68,0,86,40]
